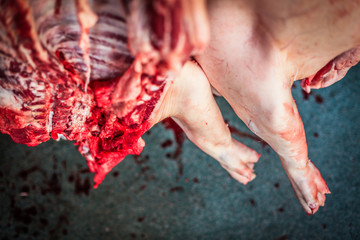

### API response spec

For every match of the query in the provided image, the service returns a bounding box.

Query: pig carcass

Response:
[1,0,359,215]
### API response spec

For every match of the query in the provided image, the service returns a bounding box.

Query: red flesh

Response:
[0,0,166,187]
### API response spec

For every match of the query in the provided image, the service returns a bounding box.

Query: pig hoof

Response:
[233,169,256,185]
[220,162,257,185]
[287,160,331,214]
[219,139,260,185]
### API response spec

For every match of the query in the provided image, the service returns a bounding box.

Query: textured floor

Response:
[0,65,359,240]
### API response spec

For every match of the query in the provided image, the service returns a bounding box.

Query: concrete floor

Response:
[0,65,359,240]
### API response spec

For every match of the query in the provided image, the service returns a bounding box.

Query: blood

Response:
[249,199,256,207]
[169,186,184,192]
[302,89,312,100]
[54,0,62,15]
[10,196,33,224]
[278,235,288,240]
[17,166,45,180]
[67,167,92,196]
[226,121,268,147]
[161,139,173,148]
[75,176,91,196]
[137,216,145,222]
[11,4,33,48]
[68,174,75,182]
[139,184,147,191]
[161,118,185,176]
[134,155,149,165]
[55,50,77,74]
[315,95,324,104]
[314,132,319,138]
[141,166,150,174]
[40,173,61,195]
[9,61,21,73]
[162,118,185,157]
[274,182,280,188]
[309,61,334,87]
[193,177,199,183]
[278,103,307,160]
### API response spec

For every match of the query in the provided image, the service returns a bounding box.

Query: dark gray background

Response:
[1,65,359,240]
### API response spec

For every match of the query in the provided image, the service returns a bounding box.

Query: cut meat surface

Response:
[301,47,360,92]
[123,0,209,75]
[111,0,210,116]
[0,0,170,187]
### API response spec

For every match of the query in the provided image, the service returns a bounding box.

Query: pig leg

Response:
[218,73,329,214]
[246,91,331,214]
[200,60,330,214]
[152,61,260,184]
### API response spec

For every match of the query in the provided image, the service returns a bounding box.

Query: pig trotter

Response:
[284,160,331,214]
[219,139,260,185]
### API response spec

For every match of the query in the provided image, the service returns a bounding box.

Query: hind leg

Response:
[197,53,330,213]
[152,61,260,184]
[246,92,331,214]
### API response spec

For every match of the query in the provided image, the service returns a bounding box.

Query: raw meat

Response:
[122,0,209,75]
[111,0,209,115]
[0,0,169,187]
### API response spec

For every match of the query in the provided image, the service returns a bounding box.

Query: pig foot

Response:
[218,139,260,184]
[283,160,331,214]
[152,61,260,183]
